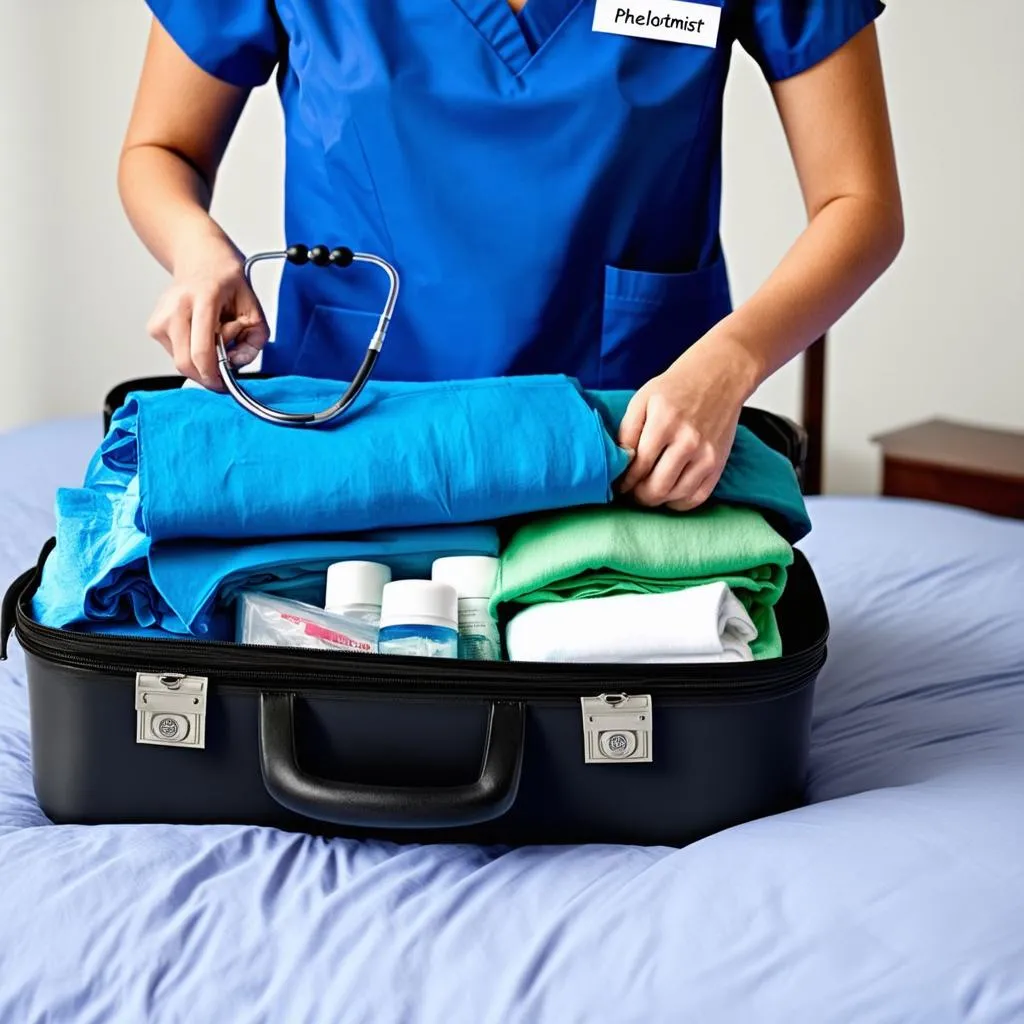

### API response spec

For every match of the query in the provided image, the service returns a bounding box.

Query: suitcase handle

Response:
[1,567,34,661]
[258,693,526,829]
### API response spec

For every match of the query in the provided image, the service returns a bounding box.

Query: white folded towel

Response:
[505,582,758,664]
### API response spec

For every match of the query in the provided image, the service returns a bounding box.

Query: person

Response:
[119,0,903,510]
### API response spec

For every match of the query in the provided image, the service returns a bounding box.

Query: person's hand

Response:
[146,232,270,390]
[617,334,760,510]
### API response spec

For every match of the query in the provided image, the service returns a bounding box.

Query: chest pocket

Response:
[598,255,732,389]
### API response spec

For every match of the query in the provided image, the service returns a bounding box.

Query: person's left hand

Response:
[617,335,759,510]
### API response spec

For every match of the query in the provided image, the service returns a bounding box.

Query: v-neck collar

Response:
[450,0,584,74]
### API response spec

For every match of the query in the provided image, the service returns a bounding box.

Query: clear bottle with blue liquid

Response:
[377,580,459,659]
[431,556,501,661]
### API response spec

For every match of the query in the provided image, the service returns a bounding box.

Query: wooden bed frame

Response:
[800,335,827,496]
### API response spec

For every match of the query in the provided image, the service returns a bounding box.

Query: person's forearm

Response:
[118,144,238,274]
[697,192,904,397]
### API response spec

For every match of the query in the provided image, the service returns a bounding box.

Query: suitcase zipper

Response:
[4,545,827,703]
[9,594,825,702]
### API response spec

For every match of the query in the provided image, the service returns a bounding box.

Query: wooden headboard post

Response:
[801,335,827,496]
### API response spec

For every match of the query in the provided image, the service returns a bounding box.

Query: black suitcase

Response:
[1,380,827,848]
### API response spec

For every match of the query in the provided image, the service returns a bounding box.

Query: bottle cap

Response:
[379,579,458,631]
[325,561,392,615]
[431,556,499,600]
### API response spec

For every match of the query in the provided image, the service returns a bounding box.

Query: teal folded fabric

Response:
[491,504,793,659]
[94,375,630,542]
[584,390,811,543]
[32,486,500,639]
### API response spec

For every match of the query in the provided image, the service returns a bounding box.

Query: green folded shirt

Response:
[492,503,793,659]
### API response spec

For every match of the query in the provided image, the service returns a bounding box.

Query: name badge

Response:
[592,0,721,48]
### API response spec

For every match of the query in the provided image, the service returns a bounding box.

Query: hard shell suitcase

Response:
[1,380,828,848]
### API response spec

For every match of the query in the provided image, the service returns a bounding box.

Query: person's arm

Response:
[620,23,903,508]
[118,18,270,387]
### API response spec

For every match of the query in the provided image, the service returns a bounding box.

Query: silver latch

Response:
[581,693,653,764]
[136,673,208,749]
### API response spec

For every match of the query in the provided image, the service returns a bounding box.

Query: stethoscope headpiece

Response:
[216,244,399,427]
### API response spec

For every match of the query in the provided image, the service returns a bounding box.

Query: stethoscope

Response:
[216,243,400,427]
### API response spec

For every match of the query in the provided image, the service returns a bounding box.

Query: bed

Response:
[2,397,1024,1023]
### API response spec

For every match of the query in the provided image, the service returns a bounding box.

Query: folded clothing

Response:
[34,374,808,642]
[586,391,811,543]
[505,582,758,663]
[88,376,808,545]
[92,375,630,542]
[32,486,500,639]
[491,504,792,659]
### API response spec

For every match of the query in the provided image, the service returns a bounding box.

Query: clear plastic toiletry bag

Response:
[237,592,379,654]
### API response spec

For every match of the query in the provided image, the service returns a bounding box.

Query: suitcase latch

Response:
[135,673,208,749]
[581,693,653,764]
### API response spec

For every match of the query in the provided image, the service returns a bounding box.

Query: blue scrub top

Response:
[146,0,884,389]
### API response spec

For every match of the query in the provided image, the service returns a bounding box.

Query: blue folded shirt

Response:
[94,375,630,542]
[32,488,500,639]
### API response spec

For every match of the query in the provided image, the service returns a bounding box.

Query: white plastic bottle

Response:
[378,580,459,659]
[431,556,501,661]
[324,561,392,627]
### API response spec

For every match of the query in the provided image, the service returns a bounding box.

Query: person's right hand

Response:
[146,234,270,390]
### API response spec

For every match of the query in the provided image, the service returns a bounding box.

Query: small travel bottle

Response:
[431,556,501,661]
[377,580,459,659]
[324,561,392,627]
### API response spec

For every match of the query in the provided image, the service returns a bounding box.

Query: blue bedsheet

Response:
[2,417,1024,1023]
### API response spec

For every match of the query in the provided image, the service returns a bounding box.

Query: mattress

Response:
[1,415,1023,1024]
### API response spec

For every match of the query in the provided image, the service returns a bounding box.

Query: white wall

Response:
[0,0,1021,493]
[726,0,1024,492]
[0,1,284,429]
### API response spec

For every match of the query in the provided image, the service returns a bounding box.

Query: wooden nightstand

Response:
[872,419,1024,520]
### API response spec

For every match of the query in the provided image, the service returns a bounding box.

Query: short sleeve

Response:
[145,0,281,88]
[734,0,885,83]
